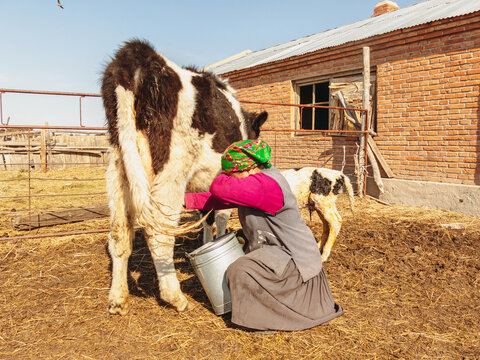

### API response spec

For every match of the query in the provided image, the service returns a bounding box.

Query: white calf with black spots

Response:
[282,167,354,262]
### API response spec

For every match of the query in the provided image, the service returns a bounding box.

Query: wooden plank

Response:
[0,130,41,138]
[367,136,395,178]
[13,205,110,230]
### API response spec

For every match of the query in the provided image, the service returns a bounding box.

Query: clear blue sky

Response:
[0,0,419,127]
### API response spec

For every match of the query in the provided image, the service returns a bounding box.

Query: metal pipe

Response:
[0,88,101,97]
[240,99,366,113]
[0,89,104,130]
[261,128,368,134]
[0,161,108,166]
[0,125,106,130]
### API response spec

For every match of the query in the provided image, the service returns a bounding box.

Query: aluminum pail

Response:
[186,232,244,315]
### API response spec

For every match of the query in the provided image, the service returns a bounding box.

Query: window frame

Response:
[293,77,332,134]
[292,73,377,137]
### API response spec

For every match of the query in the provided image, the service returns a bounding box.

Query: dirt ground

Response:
[1,182,479,359]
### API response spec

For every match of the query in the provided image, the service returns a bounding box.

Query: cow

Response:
[101,39,268,315]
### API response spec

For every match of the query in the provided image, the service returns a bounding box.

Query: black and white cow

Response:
[101,39,267,314]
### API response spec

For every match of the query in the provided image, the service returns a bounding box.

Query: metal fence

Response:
[0,89,369,241]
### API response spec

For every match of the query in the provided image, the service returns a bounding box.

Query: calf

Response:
[204,167,354,262]
[282,167,354,262]
[101,39,267,314]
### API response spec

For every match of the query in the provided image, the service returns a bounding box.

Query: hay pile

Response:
[0,169,479,359]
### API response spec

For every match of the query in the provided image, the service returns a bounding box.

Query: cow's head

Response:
[243,110,268,139]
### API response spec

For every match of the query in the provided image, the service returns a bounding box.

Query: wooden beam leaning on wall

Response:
[367,136,394,178]
[334,90,394,179]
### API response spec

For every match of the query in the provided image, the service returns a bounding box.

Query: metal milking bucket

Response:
[186,232,245,315]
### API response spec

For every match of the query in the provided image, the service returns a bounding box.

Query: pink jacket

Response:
[184,173,283,215]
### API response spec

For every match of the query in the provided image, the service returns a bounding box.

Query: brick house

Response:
[208,0,480,216]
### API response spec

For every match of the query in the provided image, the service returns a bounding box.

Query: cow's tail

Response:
[114,86,152,220]
[342,173,355,215]
[114,86,208,236]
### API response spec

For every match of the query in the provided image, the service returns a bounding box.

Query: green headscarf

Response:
[221,139,272,173]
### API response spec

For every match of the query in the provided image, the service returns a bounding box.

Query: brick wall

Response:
[222,12,480,186]
[376,42,479,184]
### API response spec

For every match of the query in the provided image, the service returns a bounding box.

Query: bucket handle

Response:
[186,230,238,260]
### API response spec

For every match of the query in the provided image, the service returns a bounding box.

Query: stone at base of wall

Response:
[366,177,480,217]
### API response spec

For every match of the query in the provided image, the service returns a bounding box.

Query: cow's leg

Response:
[215,209,232,238]
[143,179,189,312]
[202,209,232,244]
[106,150,135,315]
[145,232,189,311]
[315,208,330,252]
[314,199,342,262]
[202,210,216,244]
[202,224,214,244]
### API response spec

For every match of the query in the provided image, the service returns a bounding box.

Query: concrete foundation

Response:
[366,177,480,217]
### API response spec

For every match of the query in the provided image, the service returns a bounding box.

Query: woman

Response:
[184,139,343,331]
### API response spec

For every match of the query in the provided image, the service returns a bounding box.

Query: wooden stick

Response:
[40,127,47,171]
[13,205,110,230]
[366,194,392,206]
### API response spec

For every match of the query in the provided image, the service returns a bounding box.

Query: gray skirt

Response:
[225,256,343,331]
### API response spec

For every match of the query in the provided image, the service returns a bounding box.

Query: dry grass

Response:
[1,168,479,359]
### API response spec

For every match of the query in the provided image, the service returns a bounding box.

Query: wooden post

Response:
[40,125,47,172]
[45,122,54,170]
[358,47,370,197]
[363,47,371,196]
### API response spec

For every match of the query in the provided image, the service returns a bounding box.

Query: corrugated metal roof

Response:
[210,0,480,75]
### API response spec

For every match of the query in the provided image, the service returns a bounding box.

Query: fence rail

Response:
[0,88,102,127]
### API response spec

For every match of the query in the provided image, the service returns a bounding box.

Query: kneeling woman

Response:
[184,139,343,331]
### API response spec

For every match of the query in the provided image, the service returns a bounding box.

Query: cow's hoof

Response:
[174,297,190,312]
[109,301,129,315]
[161,290,189,312]
[180,301,195,312]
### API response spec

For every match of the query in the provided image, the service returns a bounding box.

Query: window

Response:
[293,74,377,134]
[298,81,330,130]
